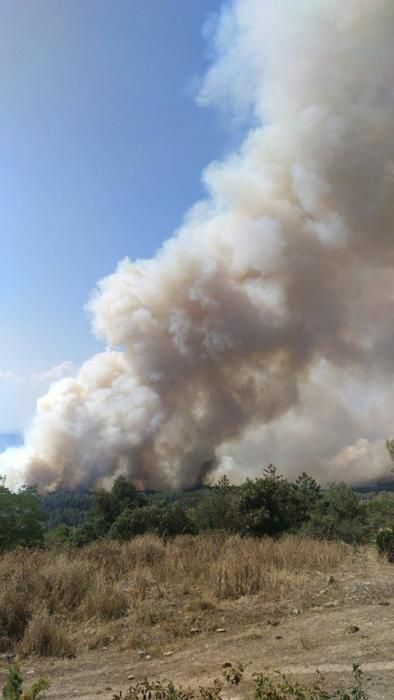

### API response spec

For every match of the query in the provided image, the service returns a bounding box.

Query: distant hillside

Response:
[40,490,93,528]
[353,475,394,494]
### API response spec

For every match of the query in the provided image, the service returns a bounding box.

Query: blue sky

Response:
[0,0,233,431]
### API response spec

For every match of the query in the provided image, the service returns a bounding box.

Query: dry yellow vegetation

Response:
[0,534,351,658]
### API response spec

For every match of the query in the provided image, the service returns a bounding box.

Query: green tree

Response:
[109,502,196,540]
[191,477,240,533]
[0,482,44,553]
[109,505,160,539]
[367,492,394,534]
[295,472,322,523]
[77,476,147,542]
[238,465,300,537]
[304,482,369,544]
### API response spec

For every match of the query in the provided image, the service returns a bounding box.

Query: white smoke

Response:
[2,0,394,490]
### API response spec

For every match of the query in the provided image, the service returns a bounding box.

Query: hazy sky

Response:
[0,0,234,431]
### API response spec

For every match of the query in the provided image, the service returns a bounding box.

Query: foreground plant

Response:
[1,663,49,700]
[111,663,368,700]
[254,663,367,699]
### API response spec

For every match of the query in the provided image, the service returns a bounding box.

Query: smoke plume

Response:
[2,0,394,490]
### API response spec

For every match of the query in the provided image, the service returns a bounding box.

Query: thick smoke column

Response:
[3,0,394,490]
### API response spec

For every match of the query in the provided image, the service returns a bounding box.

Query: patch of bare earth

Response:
[1,537,394,698]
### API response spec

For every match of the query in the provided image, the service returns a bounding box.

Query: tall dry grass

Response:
[0,534,351,657]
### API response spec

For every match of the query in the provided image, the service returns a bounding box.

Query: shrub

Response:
[238,465,301,537]
[110,663,368,699]
[2,662,22,700]
[81,579,128,621]
[1,663,49,700]
[0,484,44,554]
[367,493,394,535]
[376,527,394,562]
[18,607,74,657]
[303,483,369,544]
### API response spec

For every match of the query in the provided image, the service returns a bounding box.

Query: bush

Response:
[376,527,394,562]
[0,483,44,554]
[303,483,369,544]
[19,607,74,657]
[239,465,301,537]
[191,490,240,533]
[81,579,128,621]
[367,493,394,534]
[1,662,49,700]
[110,663,368,699]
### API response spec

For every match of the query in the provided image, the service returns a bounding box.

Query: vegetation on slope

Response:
[0,533,350,657]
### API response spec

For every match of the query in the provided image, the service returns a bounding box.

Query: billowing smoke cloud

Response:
[2,0,394,490]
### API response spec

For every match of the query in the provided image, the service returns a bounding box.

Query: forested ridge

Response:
[1,465,394,554]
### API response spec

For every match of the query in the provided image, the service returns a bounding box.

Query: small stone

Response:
[222,662,232,668]
[275,635,283,640]
[127,675,135,681]
[323,600,338,608]
[145,655,152,660]
[328,575,336,585]
[102,646,108,651]
[378,601,390,606]
[346,625,360,634]
[291,608,300,615]
[163,651,173,657]
[216,628,226,633]
[267,620,280,627]
[137,649,146,656]
[190,628,201,634]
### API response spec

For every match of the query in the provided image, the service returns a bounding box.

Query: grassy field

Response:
[0,534,351,658]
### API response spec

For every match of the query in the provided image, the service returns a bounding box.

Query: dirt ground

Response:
[1,550,394,699]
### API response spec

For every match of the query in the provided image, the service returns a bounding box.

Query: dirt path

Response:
[1,554,394,699]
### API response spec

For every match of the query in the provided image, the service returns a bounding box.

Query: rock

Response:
[323,600,338,608]
[0,654,14,662]
[190,628,201,634]
[275,635,283,640]
[216,628,226,633]
[145,655,152,660]
[137,649,146,656]
[102,646,108,651]
[291,608,300,615]
[267,620,280,627]
[328,575,336,585]
[378,601,390,606]
[222,662,232,668]
[127,675,135,681]
[163,651,173,657]
[346,625,360,634]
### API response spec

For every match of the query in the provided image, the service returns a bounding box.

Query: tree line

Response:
[3,465,394,553]
[45,466,394,548]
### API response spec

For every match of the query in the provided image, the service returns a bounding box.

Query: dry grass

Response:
[0,534,352,658]
[18,607,75,657]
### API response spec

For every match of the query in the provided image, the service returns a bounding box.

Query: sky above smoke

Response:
[2,0,394,490]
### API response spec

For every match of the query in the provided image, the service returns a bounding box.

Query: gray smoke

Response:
[2,0,394,490]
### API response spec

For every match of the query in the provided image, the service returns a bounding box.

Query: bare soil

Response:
[1,548,394,699]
